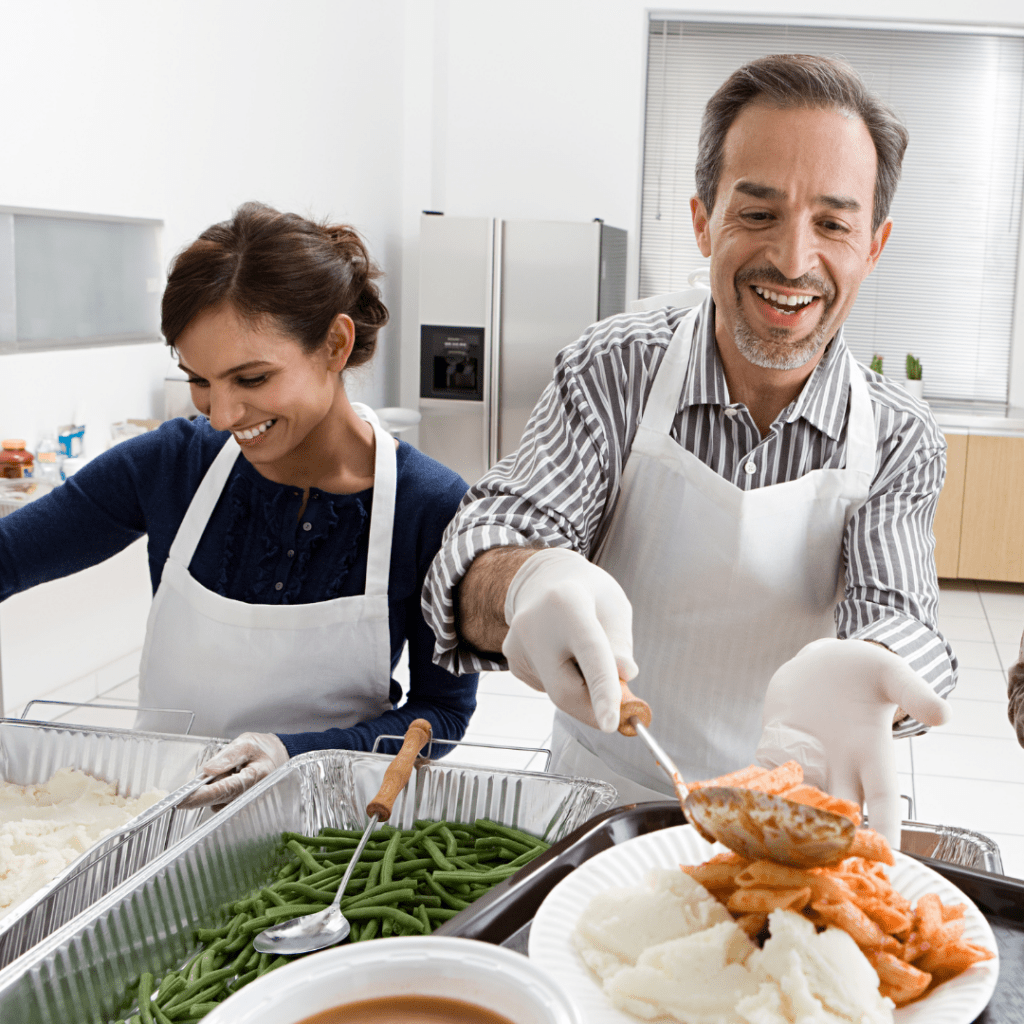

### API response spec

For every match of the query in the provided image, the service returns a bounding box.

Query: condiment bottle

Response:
[0,440,34,479]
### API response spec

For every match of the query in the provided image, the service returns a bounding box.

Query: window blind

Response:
[640,18,1024,404]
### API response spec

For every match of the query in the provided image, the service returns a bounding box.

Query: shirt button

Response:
[725,408,738,418]
[744,461,757,475]
[302,522,312,531]
[275,582,284,591]
[287,549,295,558]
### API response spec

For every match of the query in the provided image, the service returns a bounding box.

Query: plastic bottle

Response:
[0,440,34,479]
[35,433,65,484]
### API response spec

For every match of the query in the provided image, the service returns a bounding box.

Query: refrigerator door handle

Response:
[487,218,503,471]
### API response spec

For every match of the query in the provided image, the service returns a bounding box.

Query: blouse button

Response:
[302,522,312,531]
[743,461,756,475]
[287,549,295,558]
[275,582,284,591]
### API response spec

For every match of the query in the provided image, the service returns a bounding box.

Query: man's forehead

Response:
[718,101,877,205]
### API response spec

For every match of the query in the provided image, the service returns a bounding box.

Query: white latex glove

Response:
[180,732,290,809]
[502,548,638,732]
[756,638,952,848]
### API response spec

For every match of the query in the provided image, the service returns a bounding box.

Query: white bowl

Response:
[200,936,581,1024]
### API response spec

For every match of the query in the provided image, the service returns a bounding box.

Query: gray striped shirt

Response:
[423,301,956,734]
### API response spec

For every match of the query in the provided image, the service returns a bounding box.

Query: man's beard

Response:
[731,269,835,371]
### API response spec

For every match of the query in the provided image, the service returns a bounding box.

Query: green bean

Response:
[357,917,380,942]
[430,865,518,885]
[476,819,548,848]
[349,905,428,933]
[277,881,335,903]
[152,1003,175,1024]
[137,973,155,1024]
[422,837,456,871]
[425,907,462,921]
[422,873,470,910]
[282,831,359,849]
[287,839,323,874]
[155,974,186,1006]
[380,829,402,885]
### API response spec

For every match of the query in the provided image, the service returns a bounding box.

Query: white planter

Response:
[904,378,924,400]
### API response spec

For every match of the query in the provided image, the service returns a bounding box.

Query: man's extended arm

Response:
[837,411,955,734]
[457,546,535,656]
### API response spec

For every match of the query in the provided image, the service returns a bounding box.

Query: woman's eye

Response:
[237,375,269,388]
[187,377,209,388]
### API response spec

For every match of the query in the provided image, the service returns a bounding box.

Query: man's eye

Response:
[742,211,772,222]
[821,221,848,233]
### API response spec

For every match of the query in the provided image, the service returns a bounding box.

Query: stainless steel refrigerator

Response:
[416,214,627,483]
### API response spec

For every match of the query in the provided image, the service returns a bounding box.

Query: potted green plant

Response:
[869,354,884,375]
[905,354,923,400]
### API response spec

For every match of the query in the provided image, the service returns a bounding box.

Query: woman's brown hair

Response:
[161,202,388,367]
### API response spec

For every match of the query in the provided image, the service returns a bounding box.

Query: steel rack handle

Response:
[19,699,196,735]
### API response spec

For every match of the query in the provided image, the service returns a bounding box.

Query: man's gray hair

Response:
[695,53,909,233]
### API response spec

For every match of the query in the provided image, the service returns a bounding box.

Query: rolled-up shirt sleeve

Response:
[836,415,956,736]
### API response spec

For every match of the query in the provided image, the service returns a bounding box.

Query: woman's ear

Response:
[326,314,356,371]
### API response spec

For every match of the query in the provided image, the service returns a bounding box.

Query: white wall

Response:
[0,0,407,457]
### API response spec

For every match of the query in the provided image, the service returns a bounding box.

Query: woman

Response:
[0,202,477,806]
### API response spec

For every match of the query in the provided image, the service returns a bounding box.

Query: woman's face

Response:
[175,303,349,475]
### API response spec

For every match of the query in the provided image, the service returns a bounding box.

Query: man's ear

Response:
[691,196,712,258]
[326,314,356,371]
[867,219,893,274]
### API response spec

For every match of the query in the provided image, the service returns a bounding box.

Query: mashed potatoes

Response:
[0,767,166,920]
[573,872,894,1024]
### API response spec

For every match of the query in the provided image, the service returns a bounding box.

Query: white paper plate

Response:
[528,825,998,1024]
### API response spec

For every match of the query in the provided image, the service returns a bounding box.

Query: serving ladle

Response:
[618,683,855,868]
[252,718,433,955]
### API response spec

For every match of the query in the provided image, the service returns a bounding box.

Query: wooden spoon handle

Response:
[618,680,652,736]
[366,718,432,821]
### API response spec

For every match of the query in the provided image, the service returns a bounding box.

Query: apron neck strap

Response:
[843,351,877,475]
[169,436,241,566]
[363,423,396,596]
[642,307,700,435]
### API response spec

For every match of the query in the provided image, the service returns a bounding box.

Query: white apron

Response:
[136,423,396,738]
[552,308,877,801]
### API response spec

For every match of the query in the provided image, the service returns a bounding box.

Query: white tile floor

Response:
[36,581,1024,878]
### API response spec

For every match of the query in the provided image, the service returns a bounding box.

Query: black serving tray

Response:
[434,802,1024,1024]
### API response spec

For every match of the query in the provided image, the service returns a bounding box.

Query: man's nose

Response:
[767,217,818,283]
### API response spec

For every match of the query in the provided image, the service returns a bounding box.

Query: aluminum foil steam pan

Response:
[0,718,225,970]
[0,749,616,1024]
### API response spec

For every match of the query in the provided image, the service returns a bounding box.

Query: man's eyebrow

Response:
[735,181,785,201]
[735,181,862,212]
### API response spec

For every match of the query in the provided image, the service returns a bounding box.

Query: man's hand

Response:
[502,548,638,732]
[755,638,951,847]
[180,732,290,808]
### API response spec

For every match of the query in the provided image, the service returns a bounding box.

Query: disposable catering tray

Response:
[0,748,617,1023]
[436,802,1024,1023]
[0,717,225,971]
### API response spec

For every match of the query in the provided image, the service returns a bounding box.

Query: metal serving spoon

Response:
[618,683,855,868]
[252,718,433,955]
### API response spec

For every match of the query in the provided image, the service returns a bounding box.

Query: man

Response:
[422,54,955,847]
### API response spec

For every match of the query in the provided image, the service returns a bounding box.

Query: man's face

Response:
[692,101,891,373]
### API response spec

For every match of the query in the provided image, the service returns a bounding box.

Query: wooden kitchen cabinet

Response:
[933,433,967,578]
[936,432,1024,583]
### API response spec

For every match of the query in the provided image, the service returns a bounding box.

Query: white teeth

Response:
[754,286,814,308]
[234,419,274,441]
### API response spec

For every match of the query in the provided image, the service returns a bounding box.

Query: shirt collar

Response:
[680,296,852,443]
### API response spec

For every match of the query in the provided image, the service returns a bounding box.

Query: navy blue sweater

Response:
[0,417,477,756]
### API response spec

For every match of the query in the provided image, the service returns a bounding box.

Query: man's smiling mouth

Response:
[752,286,818,314]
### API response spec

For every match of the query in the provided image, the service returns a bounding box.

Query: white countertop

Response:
[928,401,1024,436]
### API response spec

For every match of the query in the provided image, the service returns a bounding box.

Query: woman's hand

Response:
[180,732,290,808]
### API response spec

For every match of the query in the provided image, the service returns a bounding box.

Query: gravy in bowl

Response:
[298,995,517,1024]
